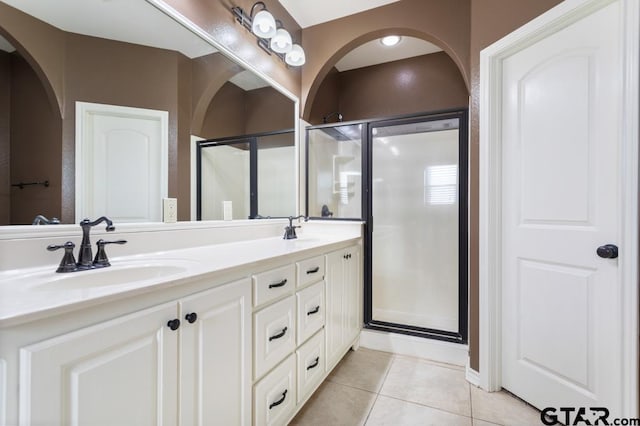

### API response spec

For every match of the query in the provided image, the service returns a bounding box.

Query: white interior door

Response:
[500,0,626,414]
[76,102,168,223]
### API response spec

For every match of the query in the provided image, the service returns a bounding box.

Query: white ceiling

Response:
[229,70,271,91]
[335,36,442,72]
[0,0,216,59]
[277,0,400,29]
[277,0,439,72]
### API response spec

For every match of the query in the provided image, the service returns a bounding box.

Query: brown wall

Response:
[309,52,468,124]
[202,83,294,139]
[0,2,65,116]
[202,82,246,138]
[244,87,294,134]
[466,0,563,371]
[309,68,340,125]
[0,51,10,225]
[10,54,62,225]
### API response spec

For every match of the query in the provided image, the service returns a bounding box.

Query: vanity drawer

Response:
[254,296,296,380]
[296,329,325,405]
[253,264,295,307]
[254,354,296,426]
[296,281,325,345]
[296,255,324,288]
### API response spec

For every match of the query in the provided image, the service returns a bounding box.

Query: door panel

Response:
[77,102,168,222]
[519,54,593,225]
[19,302,178,426]
[371,119,462,336]
[501,0,621,412]
[180,279,251,426]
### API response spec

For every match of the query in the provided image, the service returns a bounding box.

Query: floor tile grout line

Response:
[363,353,396,426]
[375,352,396,393]
[469,381,474,421]
[362,392,381,425]
[391,353,466,373]
[376,393,473,421]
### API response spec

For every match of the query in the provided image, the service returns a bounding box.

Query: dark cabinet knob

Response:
[597,244,618,259]
[185,312,198,324]
[167,319,181,331]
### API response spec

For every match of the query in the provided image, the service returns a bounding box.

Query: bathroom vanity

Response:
[0,220,363,425]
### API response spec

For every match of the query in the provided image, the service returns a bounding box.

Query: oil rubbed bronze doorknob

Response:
[597,244,618,259]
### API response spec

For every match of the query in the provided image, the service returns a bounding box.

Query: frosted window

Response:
[425,165,457,205]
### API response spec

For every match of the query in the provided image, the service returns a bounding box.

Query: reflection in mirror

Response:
[198,130,295,220]
[0,0,295,226]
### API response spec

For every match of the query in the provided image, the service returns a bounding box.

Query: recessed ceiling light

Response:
[381,35,401,47]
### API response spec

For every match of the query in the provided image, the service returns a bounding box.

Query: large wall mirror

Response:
[0,0,297,226]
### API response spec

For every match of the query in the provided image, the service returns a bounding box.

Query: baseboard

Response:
[465,360,481,387]
[359,329,468,366]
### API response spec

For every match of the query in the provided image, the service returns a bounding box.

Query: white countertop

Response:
[0,230,361,327]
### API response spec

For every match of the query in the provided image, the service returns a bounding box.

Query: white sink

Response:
[15,259,198,291]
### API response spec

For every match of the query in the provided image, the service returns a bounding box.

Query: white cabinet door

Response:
[179,279,252,426]
[20,302,179,426]
[325,245,362,371]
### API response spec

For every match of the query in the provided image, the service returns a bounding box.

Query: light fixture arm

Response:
[230,1,306,67]
[249,1,268,18]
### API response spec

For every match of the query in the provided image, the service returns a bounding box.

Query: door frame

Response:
[478,0,639,415]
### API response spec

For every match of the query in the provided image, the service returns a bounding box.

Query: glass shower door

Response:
[369,115,467,341]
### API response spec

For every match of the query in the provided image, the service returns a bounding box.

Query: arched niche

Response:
[307,29,469,124]
[300,0,471,121]
[0,2,64,119]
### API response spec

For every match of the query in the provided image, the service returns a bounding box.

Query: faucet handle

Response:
[47,241,78,273]
[93,239,127,268]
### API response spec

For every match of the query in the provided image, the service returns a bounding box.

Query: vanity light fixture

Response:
[285,43,305,66]
[251,5,276,38]
[231,1,306,66]
[381,35,402,47]
[270,26,293,54]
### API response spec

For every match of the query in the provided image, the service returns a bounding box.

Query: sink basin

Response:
[17,259,197,291]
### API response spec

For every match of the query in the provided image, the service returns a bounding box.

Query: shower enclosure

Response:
[306,110,467,343]
[197,129,295,220]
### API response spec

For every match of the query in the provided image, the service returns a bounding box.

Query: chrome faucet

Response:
[47,216,127,273]
[284,215,308,240]
[32,214,60,225]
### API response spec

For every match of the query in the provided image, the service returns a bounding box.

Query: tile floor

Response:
[290,348,545,426]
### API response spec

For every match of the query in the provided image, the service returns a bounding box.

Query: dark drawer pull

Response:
[269,326,288,341]
[307,306,320,316]
[306,357,320,371]
[185,312,197,324]
[306,266,320,274]
[269,389,288,410]
[268,279,287,289]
